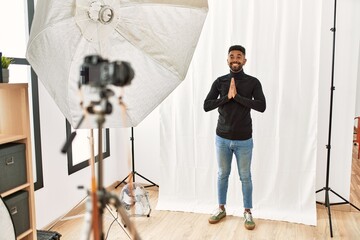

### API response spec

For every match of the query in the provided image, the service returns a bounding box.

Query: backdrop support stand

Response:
[316,0,360,237]
[116,127,159,189]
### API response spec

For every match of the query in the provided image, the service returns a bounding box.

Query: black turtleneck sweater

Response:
[203,70,266,140]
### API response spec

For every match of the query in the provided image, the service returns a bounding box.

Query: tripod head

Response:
[85,88,114,116]
[60,88,112,154]
[61,85,115,153]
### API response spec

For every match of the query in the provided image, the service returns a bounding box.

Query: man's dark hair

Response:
[228,45,246,55]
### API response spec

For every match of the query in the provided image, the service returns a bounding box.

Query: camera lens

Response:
[112,61,134,87]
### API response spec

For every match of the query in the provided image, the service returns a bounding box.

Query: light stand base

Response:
[116,172,159,189]
[115,127,159,189]
[316,187,360,237]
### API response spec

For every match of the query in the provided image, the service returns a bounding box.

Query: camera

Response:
[80,55,134,87]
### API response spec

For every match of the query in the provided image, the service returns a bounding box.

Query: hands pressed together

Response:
[228,77,237,99]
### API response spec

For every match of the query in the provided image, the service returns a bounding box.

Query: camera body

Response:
[80,55,134,87]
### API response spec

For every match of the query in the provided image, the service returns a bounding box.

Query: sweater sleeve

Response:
[233,80,266,112]
[203,80,229,112]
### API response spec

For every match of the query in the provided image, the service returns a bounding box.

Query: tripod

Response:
[115,127,159,189]
[62,87,141,240]
[315,0,360,237]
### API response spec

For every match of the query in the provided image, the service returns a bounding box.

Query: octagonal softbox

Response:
[26,0,208,128]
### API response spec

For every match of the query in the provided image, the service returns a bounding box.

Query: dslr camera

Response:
[80,55,134,87]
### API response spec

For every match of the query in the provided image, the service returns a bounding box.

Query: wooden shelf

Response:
[0,83,37,240]
[0,134,27,145]
[17,229,33,240]
[0,183,31,198]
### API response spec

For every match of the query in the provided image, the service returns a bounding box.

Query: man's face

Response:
[227,50,246,73]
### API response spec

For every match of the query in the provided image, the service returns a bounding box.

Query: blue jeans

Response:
[215,135,253,209]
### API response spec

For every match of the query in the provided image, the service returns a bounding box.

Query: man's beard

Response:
[230,62,242,72]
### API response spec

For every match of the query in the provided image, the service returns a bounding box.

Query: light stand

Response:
[315,0,360,237]
[115,127,159,189]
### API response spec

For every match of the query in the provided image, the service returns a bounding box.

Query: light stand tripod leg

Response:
[134,172,158,188]
[104,204,131,239]
[325,189,334,238]
[105,191,141,240]
[329,189,360,211]
[115,173,132,188]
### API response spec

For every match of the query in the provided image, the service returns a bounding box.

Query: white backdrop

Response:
[156,0,360,226]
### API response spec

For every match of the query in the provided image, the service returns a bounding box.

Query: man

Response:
[203,45,266,230]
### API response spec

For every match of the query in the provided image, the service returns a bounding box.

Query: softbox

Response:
[26,0,208,128]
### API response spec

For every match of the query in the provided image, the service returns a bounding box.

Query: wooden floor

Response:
[47,146,360,240]
[351,141,360,207]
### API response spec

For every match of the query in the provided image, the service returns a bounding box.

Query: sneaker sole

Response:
[208,216,226,224]
[245,224,255,230]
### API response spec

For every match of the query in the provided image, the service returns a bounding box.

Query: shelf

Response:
[17,229,33,240]
[0,134,27,145]
[0,83,28,89]
[0,83,37,240]
[0,183,31,198]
